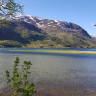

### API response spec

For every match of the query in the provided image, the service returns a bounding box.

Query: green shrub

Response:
[5,57,36,96]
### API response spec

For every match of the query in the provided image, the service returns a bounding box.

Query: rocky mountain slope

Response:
[8,15,91,37]
[0,14,96,48]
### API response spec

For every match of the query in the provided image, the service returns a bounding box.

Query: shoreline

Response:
[8,50,96,55]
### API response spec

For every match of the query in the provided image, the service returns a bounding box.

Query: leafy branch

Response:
[5,57,36,96]
[0,0,23,16]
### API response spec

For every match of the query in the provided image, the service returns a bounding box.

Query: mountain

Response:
[8,15,91,37]
[0,14,96,48]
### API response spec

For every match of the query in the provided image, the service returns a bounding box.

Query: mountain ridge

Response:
[1,14,90,37]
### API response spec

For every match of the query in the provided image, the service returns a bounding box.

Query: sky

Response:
[19,0,96,36]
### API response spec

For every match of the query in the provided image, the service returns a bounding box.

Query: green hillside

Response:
[0,19,96,48]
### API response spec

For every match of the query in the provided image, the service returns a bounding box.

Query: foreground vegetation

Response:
[5,57,36,96]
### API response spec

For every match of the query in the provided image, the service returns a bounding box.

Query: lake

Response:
[0,48,96,96]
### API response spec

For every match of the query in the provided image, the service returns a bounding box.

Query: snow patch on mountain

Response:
[54,20,59,22]
[36,23,46,28]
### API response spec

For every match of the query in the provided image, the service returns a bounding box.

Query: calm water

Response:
[0,48,96,96]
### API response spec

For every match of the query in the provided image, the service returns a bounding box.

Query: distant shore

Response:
[8,49,96,55]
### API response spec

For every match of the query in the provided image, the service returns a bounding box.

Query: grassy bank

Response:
[8,49,96,55]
